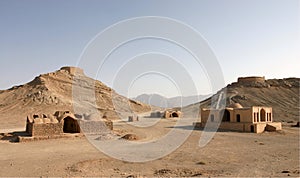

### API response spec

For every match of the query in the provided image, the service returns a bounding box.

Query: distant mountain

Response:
[184,77,300,122]
[133,93,211,108]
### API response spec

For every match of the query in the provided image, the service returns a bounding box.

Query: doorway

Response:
[250,125,254,133]
[221,109,230,122]
[63,117,80,133]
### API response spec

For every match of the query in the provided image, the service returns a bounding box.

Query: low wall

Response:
[194,122,272,133]
[32,123,63,136]
[266,122,282,131]
[238,76,265,83]
[79,120,113,134]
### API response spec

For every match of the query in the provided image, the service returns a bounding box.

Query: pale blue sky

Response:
[0,0,299,97]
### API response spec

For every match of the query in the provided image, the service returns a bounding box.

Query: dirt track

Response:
[0,117,299,177]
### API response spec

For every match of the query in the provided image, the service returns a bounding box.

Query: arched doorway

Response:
[171,112,179,117]
[260,109,266,122]
[221,109,230,122]
[63,117,80,133]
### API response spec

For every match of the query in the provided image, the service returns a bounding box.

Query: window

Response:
[210,115,214,122]
[236,114,241,122]
[260,109,266,122]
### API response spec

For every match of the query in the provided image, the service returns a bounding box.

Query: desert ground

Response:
[0,115,299,177]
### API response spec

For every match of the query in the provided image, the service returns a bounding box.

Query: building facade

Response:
[26,111,113,138]
[197,103,281,133]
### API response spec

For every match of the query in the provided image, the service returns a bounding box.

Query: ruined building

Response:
[25,111,113,138]
[164,110,182,118]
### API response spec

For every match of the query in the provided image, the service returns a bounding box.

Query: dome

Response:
[228,103,243,108]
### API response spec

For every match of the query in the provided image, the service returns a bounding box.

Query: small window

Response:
[210,115,214,122]
[236,114,241,122]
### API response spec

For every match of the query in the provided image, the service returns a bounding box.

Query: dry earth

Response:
[0,117,299,177]
[0,68,299,177]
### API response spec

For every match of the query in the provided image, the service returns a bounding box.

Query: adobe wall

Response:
[200,109,210,122]
[266,122,282,131]
[201,109,221,122]
[79,120,113,134]
[194,122,259,133]
[254,123,267,133]
[164,110,182,118]
[238,76,265,83]
[26,123,34,136]
[233,109,252,123]
[201,108,253,123]
[32,123,63,136]
[220,122,256,132]
[60,66,84,75]
[252,106,273,122]
[150,111,163,118]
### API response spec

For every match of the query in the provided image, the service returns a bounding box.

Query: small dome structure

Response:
[228,103,243,108]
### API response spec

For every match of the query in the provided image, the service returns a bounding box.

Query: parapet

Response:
[60,66,84,75]
[238,76,265,83]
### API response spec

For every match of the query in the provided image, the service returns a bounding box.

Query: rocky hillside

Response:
[185,77,299,122]
[0,67,151,129]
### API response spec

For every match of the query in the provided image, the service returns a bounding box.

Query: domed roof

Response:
[228,103,243,108]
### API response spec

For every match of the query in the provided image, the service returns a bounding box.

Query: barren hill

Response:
[0,66,151,130]
[185,77,299,122]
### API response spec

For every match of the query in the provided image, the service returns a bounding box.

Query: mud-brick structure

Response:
[60,66,84,75]
[26,111,113,137]
[196,103,281,133]
[164,110,182,118]
[128,115,139,122]
[150,111,163,118]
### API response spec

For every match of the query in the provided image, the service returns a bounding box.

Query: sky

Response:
[0,0,299,98]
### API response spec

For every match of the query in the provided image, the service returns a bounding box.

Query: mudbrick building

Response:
[196,103,282,133]
[23,111,113,141]
[164,110,182,118]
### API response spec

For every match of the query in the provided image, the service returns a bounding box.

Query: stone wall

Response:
[60,66,84,75]
[32,123,63,136]
[79,120,113,134]
[26,123,34,136]
[238,76,265,83]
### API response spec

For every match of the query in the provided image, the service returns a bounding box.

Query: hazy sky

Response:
[0,0,299,97]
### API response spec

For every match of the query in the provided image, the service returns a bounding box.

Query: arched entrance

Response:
[171,112,179,117]
[260,109,266,122]
[221,109,230,122]
[63,117,80,133]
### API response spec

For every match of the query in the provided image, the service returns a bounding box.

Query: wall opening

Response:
[236,114,241,122]
[221,109,230,122]
[171,112,179,117]
[210,115,214,122]
[260,109,266,122]
[63,117,80,133]
[250,125,254,133]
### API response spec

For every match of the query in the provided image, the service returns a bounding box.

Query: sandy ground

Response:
[0,117,299,177]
